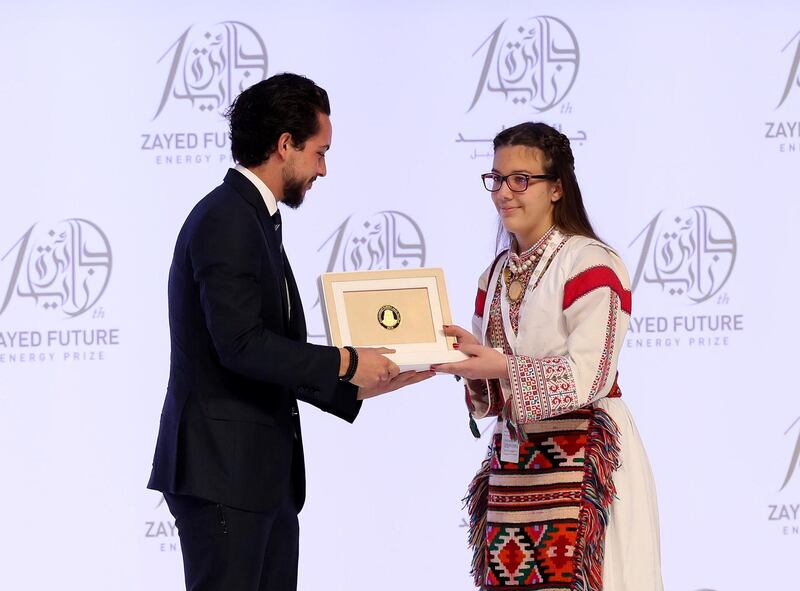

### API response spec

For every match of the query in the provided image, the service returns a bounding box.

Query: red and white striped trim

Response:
[563,266,631,314]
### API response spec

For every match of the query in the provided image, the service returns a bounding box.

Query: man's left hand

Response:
[357,370,435,400]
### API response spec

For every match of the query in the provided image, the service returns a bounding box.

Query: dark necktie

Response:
[272,209,283,253]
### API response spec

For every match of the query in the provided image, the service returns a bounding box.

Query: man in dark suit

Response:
[147,73,432,591]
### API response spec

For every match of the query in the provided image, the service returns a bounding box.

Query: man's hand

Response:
[357,370,435,400]
[343,347,401,390]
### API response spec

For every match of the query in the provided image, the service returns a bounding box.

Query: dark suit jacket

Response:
[147,168,361,513]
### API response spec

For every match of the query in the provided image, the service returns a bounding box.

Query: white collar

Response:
[234,164,278,216]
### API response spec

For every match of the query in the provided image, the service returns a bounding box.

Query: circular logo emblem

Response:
[630,206,736,304]
[154,21,268,119]
[469,16,580,113]
[377,305,401,330]
[0,218,113,318]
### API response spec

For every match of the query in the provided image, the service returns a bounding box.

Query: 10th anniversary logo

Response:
[307,210,426,340]
[625,206,743,349]
[140,21,268,166]
[457,15,587,160]
[0,219,120,364]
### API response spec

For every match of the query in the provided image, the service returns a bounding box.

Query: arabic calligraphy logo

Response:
[309,211,425,339]
[777,30,800,109]
[154,21,268,119]
[0,219,112,318]
[629,206,736,304]
[469,16,579,113]
[780,415,800,492]
[319,211,426,272]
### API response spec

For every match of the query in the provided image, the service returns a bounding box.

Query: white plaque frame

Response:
[319,267,468,371]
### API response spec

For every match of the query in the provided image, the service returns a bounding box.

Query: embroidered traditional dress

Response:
[465,228,663,591]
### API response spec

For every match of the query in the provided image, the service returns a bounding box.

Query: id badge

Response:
[500,421,520,464]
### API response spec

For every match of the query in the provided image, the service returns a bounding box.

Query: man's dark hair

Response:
[226,73,330,167]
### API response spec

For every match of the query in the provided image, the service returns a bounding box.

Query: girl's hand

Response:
[442,324,479,346]
[433,337,508,380]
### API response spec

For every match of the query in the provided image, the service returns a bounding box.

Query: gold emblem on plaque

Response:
[377,305,401,330]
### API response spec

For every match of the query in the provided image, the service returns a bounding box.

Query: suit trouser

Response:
[165,492,299,591]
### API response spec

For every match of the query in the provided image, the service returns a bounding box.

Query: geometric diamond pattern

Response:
[487,525,545,586]
[487,522,579,586]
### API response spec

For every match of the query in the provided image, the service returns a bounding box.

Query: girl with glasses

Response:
[434,122,663,591]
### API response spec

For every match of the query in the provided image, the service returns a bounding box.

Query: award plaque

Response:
[319,267,469,371]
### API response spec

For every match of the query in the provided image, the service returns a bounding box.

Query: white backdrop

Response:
[1,1,799,590]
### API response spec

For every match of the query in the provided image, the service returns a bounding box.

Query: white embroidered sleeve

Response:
[466,258,504,419]
[505,245,632,424]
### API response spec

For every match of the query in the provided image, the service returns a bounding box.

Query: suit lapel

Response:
[223,169,290,324]
[283,252,306,341]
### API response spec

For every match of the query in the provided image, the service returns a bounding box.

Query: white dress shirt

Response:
[234,164,278,216]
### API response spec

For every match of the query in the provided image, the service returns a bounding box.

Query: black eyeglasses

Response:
[481,172,558,192]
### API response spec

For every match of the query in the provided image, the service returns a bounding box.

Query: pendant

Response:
[508,280,524,303]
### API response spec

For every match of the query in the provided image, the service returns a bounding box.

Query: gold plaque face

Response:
[377,305,401,330]
[320,267,461,368]
[342,287,435,346]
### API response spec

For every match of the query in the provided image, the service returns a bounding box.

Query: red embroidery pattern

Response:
[530,237,568,293]
[475,250,508,320]
[484,237,579,424]
[590,292,618,397]
[487,271,511,352]
[509,355,579,423]
[563,265,631,314]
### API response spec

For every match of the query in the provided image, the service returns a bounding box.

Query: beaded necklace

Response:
[503,226,556,304]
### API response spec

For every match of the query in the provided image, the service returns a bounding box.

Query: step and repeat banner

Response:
[1,1,798,590]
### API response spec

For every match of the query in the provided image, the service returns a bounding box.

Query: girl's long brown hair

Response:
[494,122,600,251]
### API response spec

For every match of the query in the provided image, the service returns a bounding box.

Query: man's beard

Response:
[282,163,315,209]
